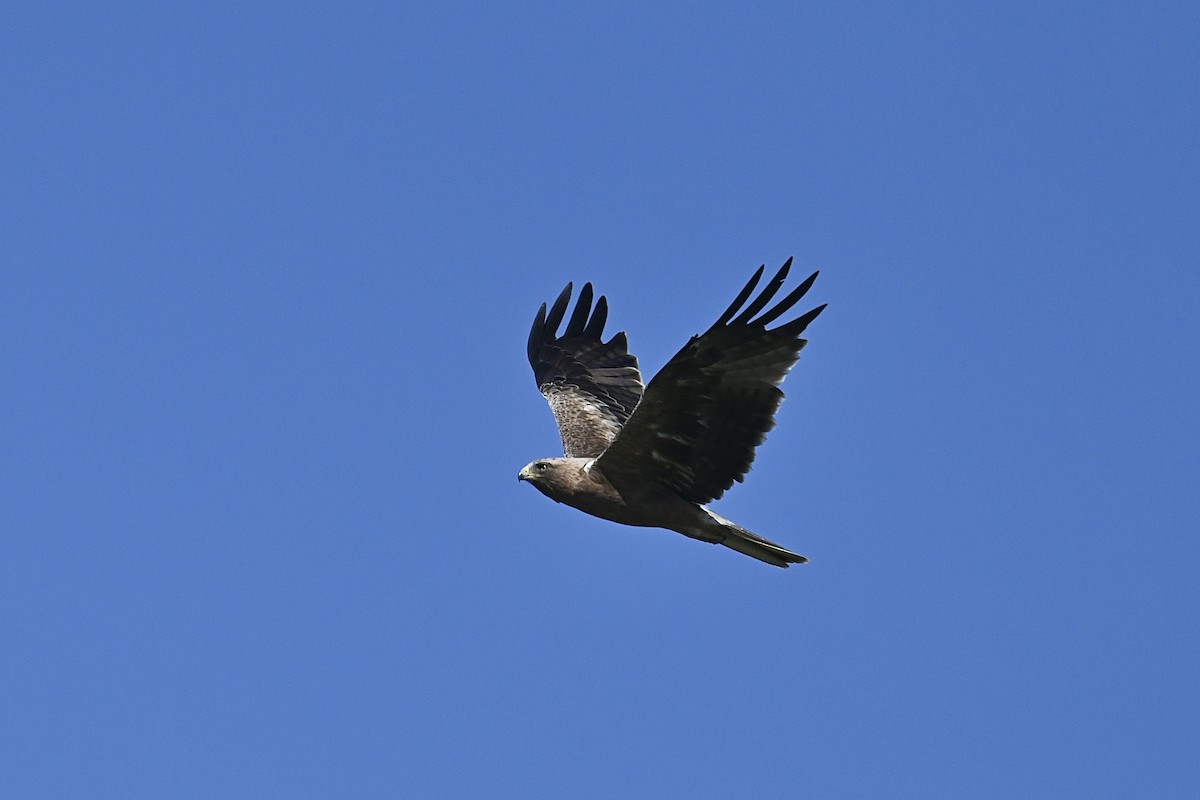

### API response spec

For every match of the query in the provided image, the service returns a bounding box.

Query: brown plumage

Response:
[519,257,826,568]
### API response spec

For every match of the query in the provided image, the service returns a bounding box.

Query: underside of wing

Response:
[594,258,826,504]
[528,282,645,457]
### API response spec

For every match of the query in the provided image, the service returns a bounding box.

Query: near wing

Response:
[528,282,645,457]
[594,258,825,504]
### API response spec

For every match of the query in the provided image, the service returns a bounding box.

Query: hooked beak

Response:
[517,466,531,482]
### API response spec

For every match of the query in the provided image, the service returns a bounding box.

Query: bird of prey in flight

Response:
[519,257,826,568]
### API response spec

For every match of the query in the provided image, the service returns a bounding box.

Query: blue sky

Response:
[3,2,1198,797]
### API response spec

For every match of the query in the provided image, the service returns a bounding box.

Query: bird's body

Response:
[521,457,697,529]
[519,258,826,568]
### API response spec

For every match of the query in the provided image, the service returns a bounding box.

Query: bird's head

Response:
[518,459,565,502]
[518,457,595,503]
[517,460,553,484]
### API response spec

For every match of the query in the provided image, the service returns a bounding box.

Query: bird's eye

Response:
[536,462,547,471]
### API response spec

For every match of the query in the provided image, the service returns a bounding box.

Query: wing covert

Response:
[528,282,645,457]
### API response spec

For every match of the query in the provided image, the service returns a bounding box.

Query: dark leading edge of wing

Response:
[528,282,645,457]
[594,257,826,505]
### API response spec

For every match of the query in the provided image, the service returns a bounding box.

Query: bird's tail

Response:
[700,509,808,568]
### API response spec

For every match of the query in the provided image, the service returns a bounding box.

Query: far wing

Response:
[528,282,644,457]
[594,258,825,504]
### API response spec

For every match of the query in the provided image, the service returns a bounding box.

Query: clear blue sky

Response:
[3,2,1198,797]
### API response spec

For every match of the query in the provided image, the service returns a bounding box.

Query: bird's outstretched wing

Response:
[528,282,645,457]
[594,258,825,504]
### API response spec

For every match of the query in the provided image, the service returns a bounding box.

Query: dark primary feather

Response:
[594,257,826,505]
[528,282,644,457]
